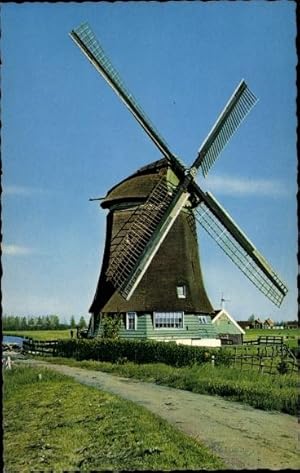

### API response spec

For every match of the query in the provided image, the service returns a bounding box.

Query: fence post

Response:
[211,355,215,367]
[270,355,274,374]
[6,355,12,370]
[259,359,264,373]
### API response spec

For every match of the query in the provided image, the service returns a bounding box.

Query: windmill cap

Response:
[101,158,170,209]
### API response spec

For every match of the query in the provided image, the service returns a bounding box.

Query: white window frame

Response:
[153,311,184,329]
[176,285,186,299]
[198,315,211,324]
[126,312,137,330]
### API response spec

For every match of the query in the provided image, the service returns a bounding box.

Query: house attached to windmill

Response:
[211,309,245,345]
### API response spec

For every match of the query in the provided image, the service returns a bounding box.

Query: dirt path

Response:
[18,359,299,470]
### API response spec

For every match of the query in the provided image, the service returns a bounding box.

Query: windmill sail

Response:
[70,22,287,307]
[70,23,184,173]
[194,192,288,307]
[103,81,257,300]
[192,80,258,177]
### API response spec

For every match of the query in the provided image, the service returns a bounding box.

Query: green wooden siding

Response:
[213,313,241,335]
[96,312,218,340]
[119,313,148,339]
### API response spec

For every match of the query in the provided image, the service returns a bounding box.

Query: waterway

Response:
[3,335,25,346]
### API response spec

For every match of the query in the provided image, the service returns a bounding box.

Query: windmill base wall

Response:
[219,334,243,345]
[90,311,220,344]
[148,337,221,347]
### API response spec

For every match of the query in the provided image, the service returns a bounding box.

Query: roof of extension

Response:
[212,309,245,335]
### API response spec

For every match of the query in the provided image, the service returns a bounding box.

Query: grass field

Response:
[40,357,298,415]
[3,364,224,471]
[244,328,299,348]
[3,330,71,341]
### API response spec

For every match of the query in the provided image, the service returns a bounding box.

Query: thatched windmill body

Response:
[70,23,288,345]
[89,158,217,344]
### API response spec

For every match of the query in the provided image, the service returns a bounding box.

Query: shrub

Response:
[55,338,232,368]
[276,359,289,374]
[101,314,121,339]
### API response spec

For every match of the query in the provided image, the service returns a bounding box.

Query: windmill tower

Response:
[70,23,288,345]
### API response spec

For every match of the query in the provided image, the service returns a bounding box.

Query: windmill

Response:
[69,23,288,341]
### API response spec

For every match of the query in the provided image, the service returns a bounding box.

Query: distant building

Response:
[285,320,299,329]
[263,318,275,329]
[211,309,245,345]
[253,318,263,329]
[237,320,251,330]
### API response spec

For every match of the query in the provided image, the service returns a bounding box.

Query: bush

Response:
[101,314,121,339]
[55,338,232,367]
[277,359,289,374]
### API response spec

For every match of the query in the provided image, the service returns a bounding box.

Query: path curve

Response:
[18,359,299,470]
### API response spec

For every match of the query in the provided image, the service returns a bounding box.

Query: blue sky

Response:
[2,2,297,323]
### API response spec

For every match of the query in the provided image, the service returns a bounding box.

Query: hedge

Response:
[55,338,231,367]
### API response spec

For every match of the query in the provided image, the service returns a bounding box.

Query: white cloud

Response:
[3,185,48,196]
[203,175,290,197]
[2,244,33,256]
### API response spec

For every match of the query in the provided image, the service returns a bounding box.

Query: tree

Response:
[70,316,76,328]
[27,317,36,329]
[248,314,255,322]
[78,316,87,329]
[48,315,60,329]
[102,314,121,339]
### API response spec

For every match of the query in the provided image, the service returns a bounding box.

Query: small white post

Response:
[6,356,12,370]
[211,355,215,367]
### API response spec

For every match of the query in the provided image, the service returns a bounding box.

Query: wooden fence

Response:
[228,353,298,375]
[227,342,298,375]
[23,339,59,356]
[243,335,284,346]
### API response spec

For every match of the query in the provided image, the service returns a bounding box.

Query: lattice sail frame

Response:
[70,23,183,170]
[106,177,179,299]
[192,80,258,177]
[194,193,288,307]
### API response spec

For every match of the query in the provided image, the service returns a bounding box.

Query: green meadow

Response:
[3,365,224,472]
[3,329,71,341]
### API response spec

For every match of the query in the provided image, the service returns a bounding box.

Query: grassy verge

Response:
[3,365,224,471]
[40,357,298,415]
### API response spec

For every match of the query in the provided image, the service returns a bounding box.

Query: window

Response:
[198,315,211,324]
[154,312,183,329]
[176,285,186,299]
[126,312,137,330]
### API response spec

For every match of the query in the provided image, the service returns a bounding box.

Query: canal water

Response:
[3,335,25,346]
